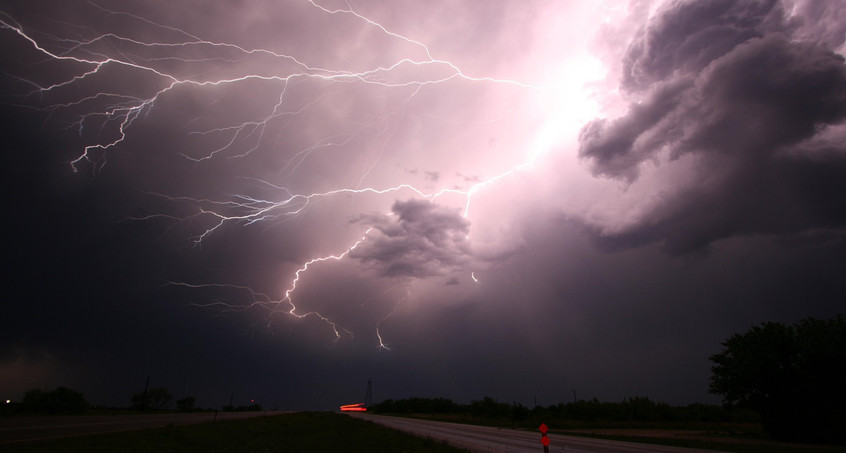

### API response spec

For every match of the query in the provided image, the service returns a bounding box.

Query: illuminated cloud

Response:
[577,0,846,252]
[2,0,845,410]
[351,199,471,278]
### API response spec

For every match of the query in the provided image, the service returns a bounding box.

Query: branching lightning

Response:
[1,0,581,348]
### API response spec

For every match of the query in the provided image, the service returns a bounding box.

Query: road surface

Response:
[352,413,723,453]
[0,410,279,444]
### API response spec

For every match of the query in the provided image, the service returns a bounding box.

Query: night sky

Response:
[2,0,845,411]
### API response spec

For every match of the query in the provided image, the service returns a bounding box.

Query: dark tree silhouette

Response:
[710,316,846,443]
[176,396,196,411]
[130,386,172,410]
[21,387,88,414]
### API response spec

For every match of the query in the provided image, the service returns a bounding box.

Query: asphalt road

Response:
[352,414,723,453]
[0,410,279,444]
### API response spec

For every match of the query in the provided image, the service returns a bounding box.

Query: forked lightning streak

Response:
[0,0,555,347]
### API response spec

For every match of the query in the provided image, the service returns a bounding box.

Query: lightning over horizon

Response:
[5,0,846,413]
[0,0,603,348]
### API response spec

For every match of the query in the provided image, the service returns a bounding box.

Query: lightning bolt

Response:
[1,0,578,348]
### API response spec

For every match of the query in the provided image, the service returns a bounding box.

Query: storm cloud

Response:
[579,0,846,252]
[351,199,472,278]
[1,0,844,411]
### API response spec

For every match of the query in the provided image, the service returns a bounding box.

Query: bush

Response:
[130,387,173,410]
[176,396,196,411]
[21,387,88,414]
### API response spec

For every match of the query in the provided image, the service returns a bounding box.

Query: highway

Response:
[0,410,278,444]
[352,413,723,453]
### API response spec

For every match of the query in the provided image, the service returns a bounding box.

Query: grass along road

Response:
[0,410,276,444]
[0,412,470,453]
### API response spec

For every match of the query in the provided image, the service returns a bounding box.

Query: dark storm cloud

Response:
[3,0,845,414]
[621,0,787,92]
[579,0,846,253]
[576,77,692,181]
[350,199,471,278]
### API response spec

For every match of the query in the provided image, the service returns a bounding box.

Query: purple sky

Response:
[2,0,845,410]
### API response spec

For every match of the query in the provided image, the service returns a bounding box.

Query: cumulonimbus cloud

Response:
[350,199,472,278]
[576,0,846,253]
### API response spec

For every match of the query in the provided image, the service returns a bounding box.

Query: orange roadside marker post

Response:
[539,423,550,453]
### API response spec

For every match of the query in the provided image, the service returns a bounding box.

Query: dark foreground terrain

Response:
[1,412,468,453]
[374,412,846,453]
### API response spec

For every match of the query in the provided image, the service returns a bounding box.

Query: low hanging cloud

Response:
[577,0,846,253]
[350,199,473,278]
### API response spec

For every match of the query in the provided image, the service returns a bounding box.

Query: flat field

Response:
[1,412,469,453]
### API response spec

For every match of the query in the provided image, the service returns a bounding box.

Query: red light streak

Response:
[340,403,367,412]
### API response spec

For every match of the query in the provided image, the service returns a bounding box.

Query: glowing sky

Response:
[2,0,846,410]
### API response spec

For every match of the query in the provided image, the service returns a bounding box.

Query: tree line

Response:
[373,316,845,445]
[3,316,843,444]
[1,385,267,415]
[1,386,204,415]
[370,396,757,424]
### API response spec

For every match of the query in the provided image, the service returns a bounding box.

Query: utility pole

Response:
[364,379,373,407]
[141,376,150,410]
